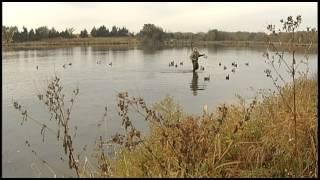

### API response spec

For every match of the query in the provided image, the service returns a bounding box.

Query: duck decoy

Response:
[175,64,178,68]
[245,62,249,66]
[204,75,210,81]
[69,63,72,66]
[36,65,38,70]
[180,62,183,65]
[226,74,230,80]
[231,68,235,73]
[62,64,66,68]
[200,66,205,71]
[109,62,112,66]
[219,62,221,66]
[224,66,227,70]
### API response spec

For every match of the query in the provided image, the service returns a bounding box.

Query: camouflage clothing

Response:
[190,48,204,72]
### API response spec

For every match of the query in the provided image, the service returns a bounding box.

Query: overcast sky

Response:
[2,2,318,34]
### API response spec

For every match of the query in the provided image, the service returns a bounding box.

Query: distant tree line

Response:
[164,30,268,42]
[140,25,317,45]
[2,24,317,44]
[2,25,133,43]
[2,26,76,43]
[89,25,132,38]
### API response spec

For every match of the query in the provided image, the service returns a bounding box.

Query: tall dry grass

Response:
[109,75,317,177]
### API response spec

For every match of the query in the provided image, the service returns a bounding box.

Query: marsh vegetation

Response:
[7,15,318,177]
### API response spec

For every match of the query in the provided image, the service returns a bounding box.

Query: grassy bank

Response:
[3,37,317,52]
[2,37,139,51]
[106,75,317,177]
[163,40,318,52]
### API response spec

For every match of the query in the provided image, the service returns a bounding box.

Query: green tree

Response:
[80,29,89,38]
[59,28,75,38]
[111,26,118,36]
[20,26,29,42]
[195,32,206,41]
[35,26,49,40]
[91,27,97,37]
[118,27,129,36]
[206,29,217,41]
[97,25,108,37]
[28,29,35,41]
[2,26,18,43]
[138,24,165,46]
[49,27,59,39]
[12,28,22,42]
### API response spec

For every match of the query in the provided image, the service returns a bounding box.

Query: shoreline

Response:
[2,38,318,52]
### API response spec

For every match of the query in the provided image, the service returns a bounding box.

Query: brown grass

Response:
[109,75,317,177]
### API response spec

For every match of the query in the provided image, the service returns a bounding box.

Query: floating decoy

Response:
[226,74,230,80]
[231,68,235,73]
[224,66,227,70]
[245,62,249,66]
[69,63,72,66]
[219,62,221,66]
[180,62,183,65]
[204,75,210,81]
[62,64,66,68]
[175,64,178,68]
[231,62,238,68]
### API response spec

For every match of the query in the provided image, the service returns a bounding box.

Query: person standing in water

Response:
[190,47,206,72]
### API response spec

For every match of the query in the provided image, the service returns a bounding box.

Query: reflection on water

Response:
[190,72,206,96]
[61,48,74,56]
[80,46,89,55]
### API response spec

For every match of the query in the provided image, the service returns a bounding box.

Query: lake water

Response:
[2,45,317,177]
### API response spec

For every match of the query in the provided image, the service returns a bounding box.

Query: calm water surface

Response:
[2,45,317,177]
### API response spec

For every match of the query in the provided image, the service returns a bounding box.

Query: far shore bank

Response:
[2,37,318,53]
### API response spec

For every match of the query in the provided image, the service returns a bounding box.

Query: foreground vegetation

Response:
[109,75,317,177]
[10,15,318,177]
[13,74,317,177]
